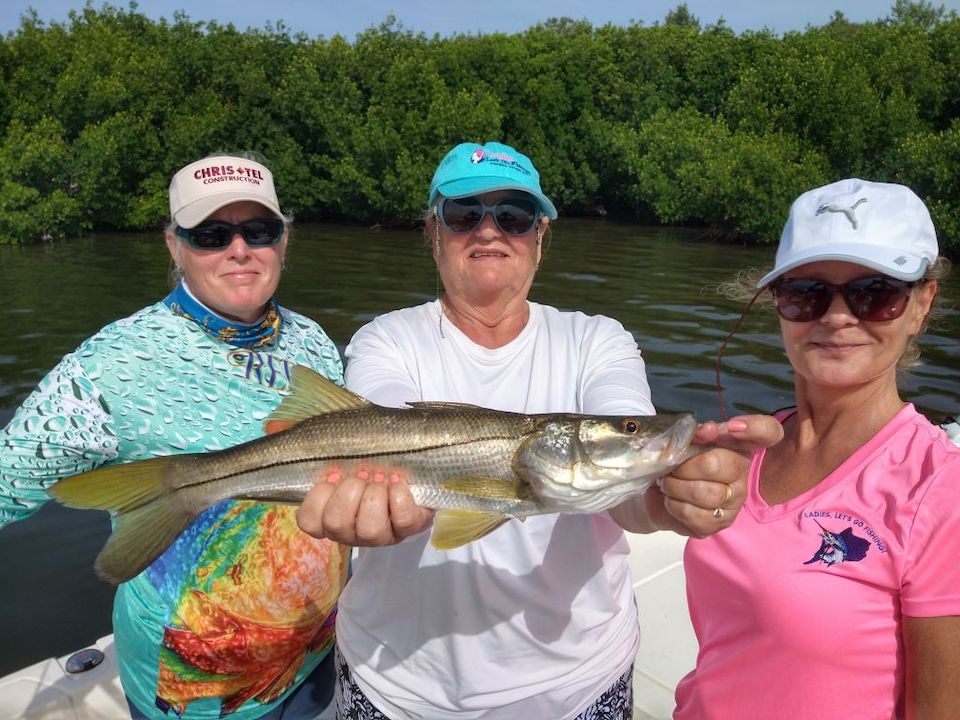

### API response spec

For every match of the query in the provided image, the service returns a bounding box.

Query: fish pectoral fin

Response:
[96,496,195,584]
[265,365,369,434]
[430,510,510,550]
[440,476,524,500]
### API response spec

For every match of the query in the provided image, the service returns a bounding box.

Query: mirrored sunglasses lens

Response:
[243,220,283,245]
[495,200,537,234]
[442,199,483,232]
[190,223,232,249]
[185,220,282,248]
[846,278,911,320]
[773,280,830,322]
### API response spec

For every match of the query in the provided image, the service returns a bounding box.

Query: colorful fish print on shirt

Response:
[151,502,348,716]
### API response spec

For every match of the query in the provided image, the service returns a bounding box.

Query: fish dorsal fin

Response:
[265,365,368,434]
[407,400,485,411]
[431,510,510,550]
[441,476,524,500]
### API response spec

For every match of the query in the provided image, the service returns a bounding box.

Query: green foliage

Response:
[665,4,701,30]
[0,3,957,255]
[604,108,829,241]
[0,117,83,242]
[888,0,953,29]
[894,120,960,242]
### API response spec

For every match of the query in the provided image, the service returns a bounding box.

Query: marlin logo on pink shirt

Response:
[804,521,870,566]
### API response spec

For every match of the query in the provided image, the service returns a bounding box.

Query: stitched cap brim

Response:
[174,194,284,229]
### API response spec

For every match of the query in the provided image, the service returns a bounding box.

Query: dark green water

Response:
[1,219,958,676]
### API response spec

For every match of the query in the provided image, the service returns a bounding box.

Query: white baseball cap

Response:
[758,178,939,288]
[169,155,284,229]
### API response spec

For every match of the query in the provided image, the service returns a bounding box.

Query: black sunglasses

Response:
[769,275,920,322]
[437,196,540,235]
[175,218,285,250]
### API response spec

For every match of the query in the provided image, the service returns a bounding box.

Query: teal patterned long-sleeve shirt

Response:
[0,300,350,719]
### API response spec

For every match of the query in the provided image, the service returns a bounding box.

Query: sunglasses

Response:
[175,218,285,250]
[437,196,540,235]
[769,275,919,322]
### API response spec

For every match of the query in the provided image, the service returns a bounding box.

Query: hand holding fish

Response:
[296,471,433,546]
[612,414,784,537]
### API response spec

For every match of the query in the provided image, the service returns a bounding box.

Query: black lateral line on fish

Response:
[194,433,532,485]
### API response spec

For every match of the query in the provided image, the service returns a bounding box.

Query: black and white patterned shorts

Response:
[334,646,633,720]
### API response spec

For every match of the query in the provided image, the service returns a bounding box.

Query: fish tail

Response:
[48,456,173,512]
[49,457,197,584]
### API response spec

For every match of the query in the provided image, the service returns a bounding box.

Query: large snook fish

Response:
[49,366,701,584]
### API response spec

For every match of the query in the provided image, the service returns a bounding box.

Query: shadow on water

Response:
[1,218,958,675]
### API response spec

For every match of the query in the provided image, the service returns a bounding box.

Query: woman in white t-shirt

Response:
[297,141,781,720]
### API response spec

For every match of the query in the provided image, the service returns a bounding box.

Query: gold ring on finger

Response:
[721,484,734,508]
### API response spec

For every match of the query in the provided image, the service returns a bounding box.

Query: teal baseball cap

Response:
[428,141,558,219]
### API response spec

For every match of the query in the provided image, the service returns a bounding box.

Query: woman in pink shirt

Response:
[676,179,960,719]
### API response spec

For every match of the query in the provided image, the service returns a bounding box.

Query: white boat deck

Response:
[0,635,126,720]
[0,532,694,720]
[628,532,695,720]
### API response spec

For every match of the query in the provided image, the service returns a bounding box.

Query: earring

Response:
[281,257,287,271]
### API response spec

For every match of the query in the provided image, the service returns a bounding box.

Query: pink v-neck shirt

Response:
[676,404,960,719]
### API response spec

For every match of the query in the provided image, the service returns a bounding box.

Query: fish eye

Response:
[621,419,640,434]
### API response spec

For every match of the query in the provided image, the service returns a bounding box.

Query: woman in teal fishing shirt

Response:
[0,154,348,720]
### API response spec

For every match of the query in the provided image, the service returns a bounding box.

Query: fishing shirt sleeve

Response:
[0,353,118,527]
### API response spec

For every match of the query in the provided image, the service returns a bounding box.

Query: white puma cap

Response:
[758,178,939,287]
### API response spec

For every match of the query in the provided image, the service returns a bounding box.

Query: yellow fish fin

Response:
[430,510,510,550]
[96,496,195,583]
[440,476,524,500]
[265,365,369,433]
[48,457,197,584]
[49,456,172,512]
